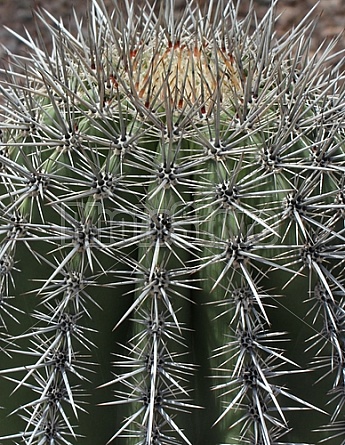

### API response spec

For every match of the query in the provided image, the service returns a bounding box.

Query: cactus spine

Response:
[0,0,345,444]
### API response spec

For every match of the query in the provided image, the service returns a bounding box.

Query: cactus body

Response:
[0,1,345,444]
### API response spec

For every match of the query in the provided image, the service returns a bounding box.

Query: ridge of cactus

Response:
[0,0,345,444]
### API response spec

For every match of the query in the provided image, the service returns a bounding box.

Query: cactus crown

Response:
[0,0,345,444]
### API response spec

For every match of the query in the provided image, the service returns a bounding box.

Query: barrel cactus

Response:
[0,0,344,443]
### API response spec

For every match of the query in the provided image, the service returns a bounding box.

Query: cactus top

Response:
[115,36,242,112]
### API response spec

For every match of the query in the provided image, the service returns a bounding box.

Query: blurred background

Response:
[0,0,344,71]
